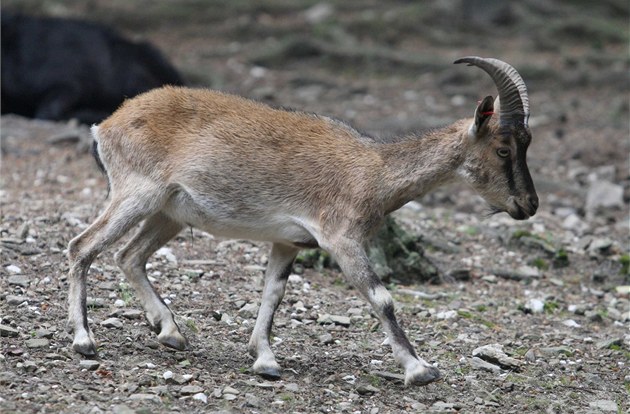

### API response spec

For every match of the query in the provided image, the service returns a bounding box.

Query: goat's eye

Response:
[497,148,511,158]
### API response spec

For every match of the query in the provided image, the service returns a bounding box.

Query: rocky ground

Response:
[1,1,629,413]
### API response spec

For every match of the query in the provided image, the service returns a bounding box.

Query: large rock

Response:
[586,180,623,215]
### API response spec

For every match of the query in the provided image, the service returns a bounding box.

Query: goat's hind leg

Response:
[67,192,161,356]
[115,212,187,350]
[330,239,441,386]
[248,243,299,379]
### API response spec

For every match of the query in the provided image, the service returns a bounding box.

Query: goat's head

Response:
[454,56,538,220]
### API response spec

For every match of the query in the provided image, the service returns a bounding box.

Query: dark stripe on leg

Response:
[382,302,418,359]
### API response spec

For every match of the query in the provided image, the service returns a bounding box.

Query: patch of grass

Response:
[185,318,199,333]
[457,310,473,319]
[280,393,293,402]
[512,230,533,239]
[531,258,549,270]
[475,304,487,312]
[620,254,630,275]
[118,282,133,305]
[367,374,382,387]
[544,301,559,314]
[553,248,570,268]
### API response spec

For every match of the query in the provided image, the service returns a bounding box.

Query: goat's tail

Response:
[90,125,111,197]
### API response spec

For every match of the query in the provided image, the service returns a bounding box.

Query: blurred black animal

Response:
[1,13,184,124]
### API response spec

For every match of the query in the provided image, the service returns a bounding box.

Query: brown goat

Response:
[67,57,537,386]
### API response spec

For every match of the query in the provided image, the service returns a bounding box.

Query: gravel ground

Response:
[1,1,629,413]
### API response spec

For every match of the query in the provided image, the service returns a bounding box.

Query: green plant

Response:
[620,254,630,275]
[553,248,570,268]
[185,318,199,333]
[118,282,133,305]
[544,301,559,314]
[531,258,549,270]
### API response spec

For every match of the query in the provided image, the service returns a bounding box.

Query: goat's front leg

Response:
[329,239,441,386]
[248,243,298,379]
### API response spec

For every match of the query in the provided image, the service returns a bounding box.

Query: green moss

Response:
[185,318,199,333]
[118,282,133,305]
[620,254,630,275]
[475,304,487,312]
[544,301,559,314]
[531,258,549,270]
[553,248,570,268]
[457,310,473,319]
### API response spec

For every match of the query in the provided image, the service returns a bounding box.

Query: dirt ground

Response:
[1,1,629,413]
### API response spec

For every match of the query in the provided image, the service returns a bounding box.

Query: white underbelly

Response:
[162,187,319,246]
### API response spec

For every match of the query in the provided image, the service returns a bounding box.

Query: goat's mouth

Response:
[488,201,533,221]
[506,199,535,220]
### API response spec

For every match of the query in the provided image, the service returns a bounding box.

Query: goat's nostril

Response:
[527,195,539,211]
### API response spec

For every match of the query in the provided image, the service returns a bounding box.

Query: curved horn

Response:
[454,56,529,125]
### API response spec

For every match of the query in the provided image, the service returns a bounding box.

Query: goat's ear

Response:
[468,95,494,138]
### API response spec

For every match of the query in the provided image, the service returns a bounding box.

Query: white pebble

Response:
[6,265,22,274]
[193,393,208,403]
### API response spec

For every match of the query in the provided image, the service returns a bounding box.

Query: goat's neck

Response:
[377,120,468,214]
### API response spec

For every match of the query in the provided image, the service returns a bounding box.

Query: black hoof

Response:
[73,341,98,357]
[256,366,282,380]
[159,334,189,351]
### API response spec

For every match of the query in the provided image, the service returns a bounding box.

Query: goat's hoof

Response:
[252,361,282,380]
[72,338,97,356]
[404,364,441,386]
[158,332,189,351]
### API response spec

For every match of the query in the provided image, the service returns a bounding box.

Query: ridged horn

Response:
[454,56,529,125]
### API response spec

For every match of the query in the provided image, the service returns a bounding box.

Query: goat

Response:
[1,12,183,124]
[67,57,538,386]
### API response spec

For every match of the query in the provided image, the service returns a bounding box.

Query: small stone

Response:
[431,401,455,411]
[525,298,545,314]
[238,303,259,319]
[586,180,623,213]
[180,385,204,395]
[319,333,334,345]
[111,404,134,414]
[317,314,351,326]
[6,265,22,274]
[472,344,521,370]
[192,393,208,403]
[162,371,173,380]
[6,295,27,305]
[516,265,541,278]
[79,360,100,370]
[469,357,501,373]
[287,274,303,284]
[129,393,161,403]
[223,393,237,401]
[245,393,262,408]
[588,238,614,255]
[8,275,29,287]
[155,247,177,264]
[283,383,299,392]
[101,318,123,328]
[114,299,126,307]
[0,324,19,337]
[481,274,497,283]
[220,313,233,325]
[436,310,458,320]
[120,309,143,319]
[223,386,240,395]
[524,349,536,363]
[356,383,379,395]
[588,399,618,412]
[369,370,405,382]
[25,338,49,348]
[562,319,581,328]
[22,360,38,372]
